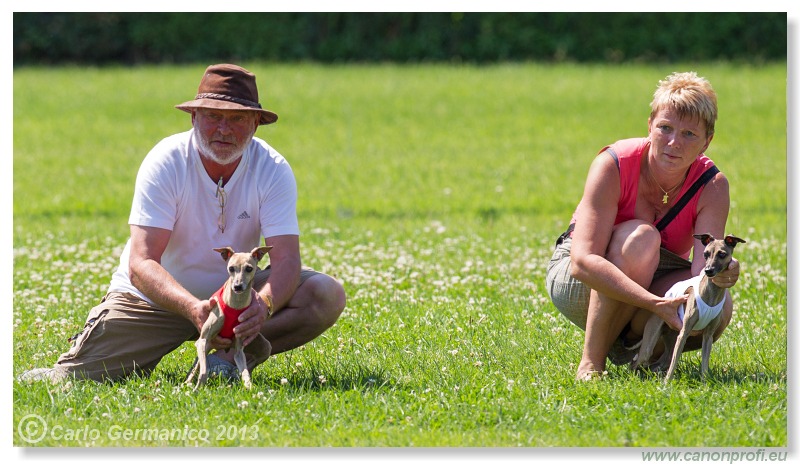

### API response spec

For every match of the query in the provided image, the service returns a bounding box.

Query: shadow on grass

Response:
[155,363,399,393]
[621,360,786,386]
[688,366,785,385]
[253,364,398,392]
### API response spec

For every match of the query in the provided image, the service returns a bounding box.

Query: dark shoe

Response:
[608,338,640,366]
[206,354,239,382]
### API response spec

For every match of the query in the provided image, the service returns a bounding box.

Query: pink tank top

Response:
[572,138,716,259]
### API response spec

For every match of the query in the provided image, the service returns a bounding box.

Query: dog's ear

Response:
[213,247,235,261]
[251,246,273,262]
[724,235,746,248]
[693,233,714,246]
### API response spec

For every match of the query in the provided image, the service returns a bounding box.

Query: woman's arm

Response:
[569,152,684,325]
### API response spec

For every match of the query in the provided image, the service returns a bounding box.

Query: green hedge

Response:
[13,12,787,65]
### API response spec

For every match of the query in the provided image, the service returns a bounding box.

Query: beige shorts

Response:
[545,236,691,329]
[54,267,319,382]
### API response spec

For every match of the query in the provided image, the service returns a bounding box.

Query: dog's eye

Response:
[703,251,710,259]
[245,266,253,272]
[228,266,235,273]
[717,251,728,260]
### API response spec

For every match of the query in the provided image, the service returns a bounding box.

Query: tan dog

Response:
[632,234,745,383]
[185,246,273,390]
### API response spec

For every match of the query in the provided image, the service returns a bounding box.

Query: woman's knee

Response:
[607,220,661,279]
[610,220,661,252]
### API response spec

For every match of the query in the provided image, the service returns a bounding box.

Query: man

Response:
[20,64,346,383]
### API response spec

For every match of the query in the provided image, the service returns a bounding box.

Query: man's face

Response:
[192,108,259,165]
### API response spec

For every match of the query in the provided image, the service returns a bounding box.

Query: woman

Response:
[545,71,740,380]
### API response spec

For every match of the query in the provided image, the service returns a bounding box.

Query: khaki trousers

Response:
[54,268,319,381]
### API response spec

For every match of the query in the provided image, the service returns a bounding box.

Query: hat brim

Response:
[175,98,278,125]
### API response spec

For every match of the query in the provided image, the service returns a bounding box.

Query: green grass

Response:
[12,63,787,448]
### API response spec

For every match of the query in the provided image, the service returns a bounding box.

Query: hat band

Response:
[195,92,262,109]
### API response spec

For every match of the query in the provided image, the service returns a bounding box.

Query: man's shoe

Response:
[17,367,68,384]
[205,354,240,382]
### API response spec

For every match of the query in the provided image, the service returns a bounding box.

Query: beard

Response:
[195,131,253,165]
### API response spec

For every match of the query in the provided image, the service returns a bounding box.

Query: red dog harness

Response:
[211,286,256,339]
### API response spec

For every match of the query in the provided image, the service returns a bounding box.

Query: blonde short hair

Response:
[650,71,718,137]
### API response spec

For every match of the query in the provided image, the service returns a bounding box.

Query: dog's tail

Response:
[184,356,199,383]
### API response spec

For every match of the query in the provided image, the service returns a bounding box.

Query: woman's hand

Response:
[654,294,688,331]
[710,257,740,289]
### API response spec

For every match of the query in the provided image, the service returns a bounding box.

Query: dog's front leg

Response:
[700,314,723,378]
[664,303,700,383]
[193,309,224,391]
[232,336,252,389]
[193,337,211,391]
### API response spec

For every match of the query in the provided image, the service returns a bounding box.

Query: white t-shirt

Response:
[108,129,299,302]
[665,275,725,331]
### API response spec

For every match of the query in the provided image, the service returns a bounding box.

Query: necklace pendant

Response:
[662,193,669,204]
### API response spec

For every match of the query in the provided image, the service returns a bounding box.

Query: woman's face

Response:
[648,107,713,171]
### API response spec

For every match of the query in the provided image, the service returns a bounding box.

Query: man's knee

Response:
[305,274,346,328]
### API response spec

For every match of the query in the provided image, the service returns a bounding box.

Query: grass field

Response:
[11,63,787,449]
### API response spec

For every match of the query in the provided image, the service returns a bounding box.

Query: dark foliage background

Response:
[14,12,787,65]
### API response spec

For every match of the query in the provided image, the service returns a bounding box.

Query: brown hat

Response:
[175,64,278,125]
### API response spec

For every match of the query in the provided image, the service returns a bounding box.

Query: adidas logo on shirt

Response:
[237,211,251,220]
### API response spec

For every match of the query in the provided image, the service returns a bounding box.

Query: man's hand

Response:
[192,297,232,351]
[710,258,740,289]
[233,293,270,347]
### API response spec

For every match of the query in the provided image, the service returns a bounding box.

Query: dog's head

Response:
[693,233,746,278]
[213,246,273,293]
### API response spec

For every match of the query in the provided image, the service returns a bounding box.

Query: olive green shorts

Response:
[545,236,691,329]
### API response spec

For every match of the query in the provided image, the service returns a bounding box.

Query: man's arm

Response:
[259,234,302,311]
[127,224,228,347]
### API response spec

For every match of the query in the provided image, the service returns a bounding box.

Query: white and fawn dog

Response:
[186,246,273,390]
[632,234,745,383]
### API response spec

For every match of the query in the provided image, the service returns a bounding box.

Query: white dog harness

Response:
[665,275,724,331]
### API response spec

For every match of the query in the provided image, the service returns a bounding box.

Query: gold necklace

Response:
[649,165,686,205]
